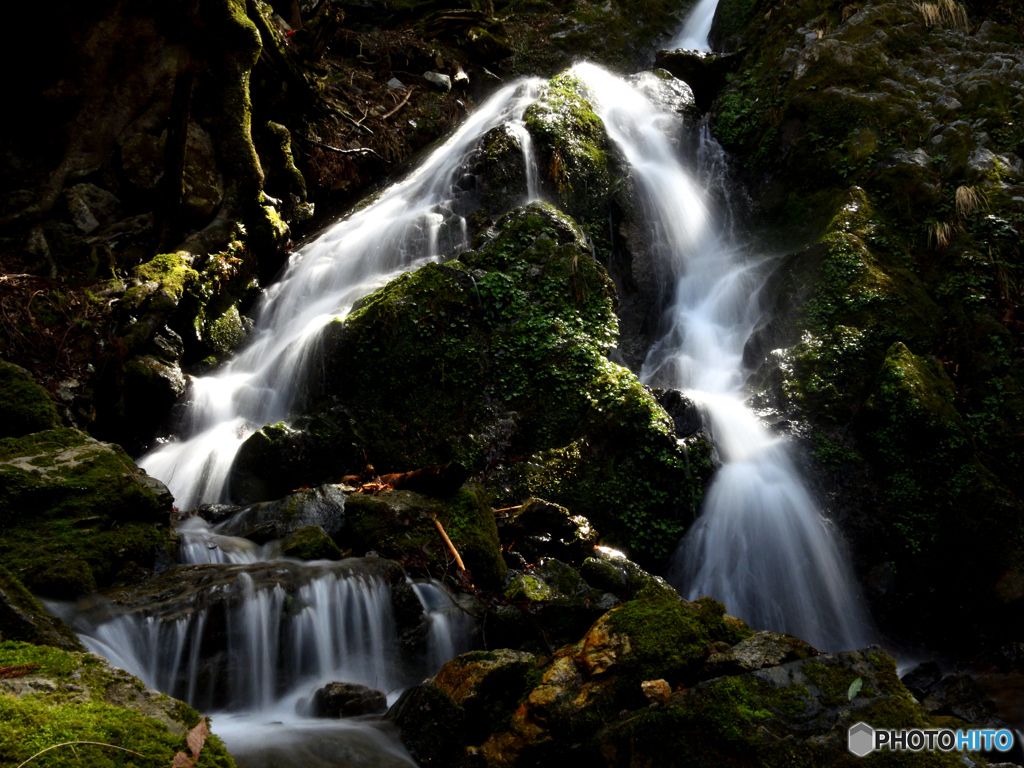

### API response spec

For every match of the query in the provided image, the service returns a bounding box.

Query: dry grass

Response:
[955,185,988,218]
[913,0,970,31]
[927,220,957,249]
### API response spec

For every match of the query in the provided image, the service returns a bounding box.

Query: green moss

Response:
[281,525,342,561]
[0,643,235,768]
[608,594,751,684]
[524,73,614,225]
[0,362,61,439]
[130,251,199,302]
[0,428,172,597]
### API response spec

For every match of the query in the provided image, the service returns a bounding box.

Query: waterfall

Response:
[669,0,719,51]
[139,79,542,511]
[573,62,874,652]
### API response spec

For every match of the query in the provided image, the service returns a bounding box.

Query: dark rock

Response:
[0,566,84,650]
[496,498,598,565]
[921,673,996,723]
[63,183,122,234]
[281,525,343,561]
[386,681,467,767]
[312,681,387,717]
[652,387,702,437]
[0,361,61,439]
[653,49,741,111]
[195,503,241,526]
[214,483,348,543]
[900,660,942,700]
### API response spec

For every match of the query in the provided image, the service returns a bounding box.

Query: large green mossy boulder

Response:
[282,202,711,568]
[0,362,61,439]
[0,641,236,768]
[0,428,173,598]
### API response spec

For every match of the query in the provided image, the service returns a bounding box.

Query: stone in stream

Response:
[312,681,388,717]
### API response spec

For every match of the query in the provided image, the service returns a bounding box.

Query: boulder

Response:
[311,681,387,717]
[496,498,598,564]
[62,183,122,234]
[653,49,741,110]
[386,681,467,767]
[281,524,343,561]
[699,630,818,680]
[213,483,348,543]
[0,428,173,597]
[433,649,543,741]
[0,362,61,439]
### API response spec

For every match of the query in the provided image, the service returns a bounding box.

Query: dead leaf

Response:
[187,716,210,760]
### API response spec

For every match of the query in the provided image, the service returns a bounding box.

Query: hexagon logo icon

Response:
[848,722,875,757]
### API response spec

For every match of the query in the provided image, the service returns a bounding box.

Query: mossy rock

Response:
[0,428,173,598]
[524,73,617,226]
[342,484,506,589]
[299,203,710,568]
[433,649,543,744]
[386,681,467,767]
[0,641,236,768]
[0,566,83,651]
[597,648,962,768]
[281,524,342,561]
[0,362,61,439]
[602,593,753,685]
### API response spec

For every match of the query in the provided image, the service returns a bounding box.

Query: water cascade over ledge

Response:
[573,61,874,652]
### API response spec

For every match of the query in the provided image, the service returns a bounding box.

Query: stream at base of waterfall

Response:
[53,8,877,764]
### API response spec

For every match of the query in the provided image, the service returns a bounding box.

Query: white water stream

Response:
[669,0,719,50]
[139,79,542,511]
[574,62,873,652]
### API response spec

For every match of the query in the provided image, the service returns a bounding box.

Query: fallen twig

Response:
[382,86,415,120]
[432,517,467,573]
[17,742,147,768]
[296,134,382,158]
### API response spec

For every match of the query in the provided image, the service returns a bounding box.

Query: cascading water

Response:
[669,0,719,50]
[139,79,542,511]
[574,62,874,652]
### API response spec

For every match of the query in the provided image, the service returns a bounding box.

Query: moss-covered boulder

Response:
[0,428,173,598]
[0,641,236,768]
[0,362,61,439]
[281,524,343,561]
[433,649,544,743]
[342,484,506,589]
[523,74,616,225]
[386,681,467,768]
[279,203,713,569]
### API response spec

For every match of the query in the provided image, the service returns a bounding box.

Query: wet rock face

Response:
[653,49,741,110]
[312,681,387,717]
[212,483,348,542]
[386,681,467,768]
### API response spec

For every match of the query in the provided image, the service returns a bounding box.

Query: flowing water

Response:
[138,79,542,511]
[669,0,719,50]
[62,5,879,762]
[574,62,873,652]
